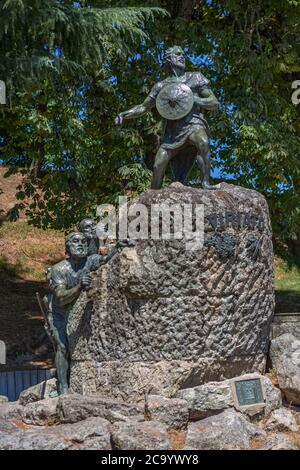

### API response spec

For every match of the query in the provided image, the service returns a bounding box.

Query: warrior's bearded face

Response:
[66,233,88,259]
[165,46,186,71]
[79,219,97,240]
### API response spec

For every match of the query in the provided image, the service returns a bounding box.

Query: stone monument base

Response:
[70,356,266,403]
[68,183,274,403]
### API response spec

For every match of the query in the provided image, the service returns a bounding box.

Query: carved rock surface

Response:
[0,417,111,450]
[145,395,189,431]
[184,409,266,450]
[69,183,274,401]
[111,421,171,450]
[270,334,300,405]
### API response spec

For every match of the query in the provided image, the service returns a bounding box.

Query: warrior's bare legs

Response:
[50,321,69,395]
[151,128,220,190]
[189,128,220,190]
[151,147,173,189]
[55,348,69,395]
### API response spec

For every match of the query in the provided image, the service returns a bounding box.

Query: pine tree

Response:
[0,0,166,92]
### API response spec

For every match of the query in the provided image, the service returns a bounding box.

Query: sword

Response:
[36,292,56,349]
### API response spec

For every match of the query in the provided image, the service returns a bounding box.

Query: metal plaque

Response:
[156,83,194,121]
[235,379,264,407]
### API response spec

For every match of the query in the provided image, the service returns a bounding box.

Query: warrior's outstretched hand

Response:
[115,113,124,126]
[117,239,135,250]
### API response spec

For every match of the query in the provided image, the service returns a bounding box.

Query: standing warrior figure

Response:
[115,46,220,190]
[42,232,131,395]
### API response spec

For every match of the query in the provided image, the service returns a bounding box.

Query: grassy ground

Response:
[0,221,65,281]
[0,168,65,368]
[0,221,64,368]
[275,257,300,313]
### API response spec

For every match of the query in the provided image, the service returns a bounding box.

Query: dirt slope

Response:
[0,167,64,368]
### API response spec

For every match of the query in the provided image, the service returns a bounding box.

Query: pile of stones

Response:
[0,366,299,450]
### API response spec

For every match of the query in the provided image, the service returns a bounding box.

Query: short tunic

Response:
[149,72,211,150]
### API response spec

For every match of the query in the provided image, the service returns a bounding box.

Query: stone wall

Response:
[68,183,275,402]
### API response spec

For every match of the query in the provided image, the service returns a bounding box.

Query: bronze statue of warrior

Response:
[42,232,132,395]
[116,46,220,190]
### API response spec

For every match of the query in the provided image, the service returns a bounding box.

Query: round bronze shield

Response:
[156,83,194,121]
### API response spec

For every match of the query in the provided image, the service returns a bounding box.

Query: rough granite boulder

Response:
[68,183,274,402]
[184,409,266,450]
[57,393,144,424]
[264,408,298,433]
[111,421,171,450]
[259,434,298,450]
[21,398,59,426]
[145,395,189,430]
[0,417,111,450]
[0,402,23,420]
[263,375,283,415]
[270,334,300,405]
[176,374,281,419]
[18,378,58,406]
[272,313,300,341]
[176,381,233,419]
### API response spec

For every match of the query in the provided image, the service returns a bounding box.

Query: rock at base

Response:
[111,421,171,450]
[184,409,266,450]
[18,378,58,406]
[0,396,8,405]
[272,313,300,341]
[21,398,59,426]
[176,381,233,420]
[259,434,298,450]
[176,374,281,419]
[57,393,144,424]
[270,334,300,405]
[264,408,298,433]
[0,417,111,450]
[145,395,189,431]
[0,402,23,420]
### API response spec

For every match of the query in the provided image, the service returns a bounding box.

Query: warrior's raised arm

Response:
[115,96,155,126]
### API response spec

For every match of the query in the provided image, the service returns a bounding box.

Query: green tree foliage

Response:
[0,0,166,227]
[0,0,299,251]
[0,0,165,91]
